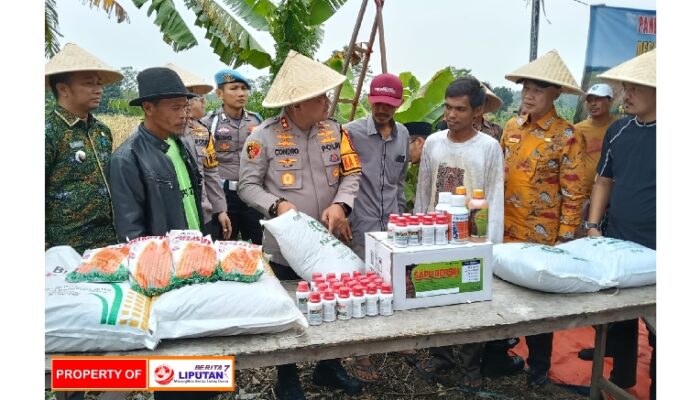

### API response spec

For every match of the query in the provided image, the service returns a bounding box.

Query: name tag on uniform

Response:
[508,137,520,143]
[69,140,84,149]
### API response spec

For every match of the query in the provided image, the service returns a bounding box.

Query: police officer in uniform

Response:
[201,69,263,243]
[238,50,363,400]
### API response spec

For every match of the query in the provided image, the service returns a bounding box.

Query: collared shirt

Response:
[500,108,586,245]
[45,106,116,253]
[182,119,227,223]
[345,116,410,247]
[597,116,656,249]
[573,115,617,195]
[476,118,504,142]
[201,107,262,181]
[238,111,362,266]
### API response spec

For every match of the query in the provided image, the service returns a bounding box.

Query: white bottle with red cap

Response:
[296,281,310,314]
[307,292,323,326]
[435,215,449,245]
[421,216,435,246]
[352,287,366,318]
[408,216,421,246]
[387,214,399,241]
[365,286,380,316]
[336,288,352,320]
[322,291,337,322]
[393,218,408,247]
[379,283,394,316]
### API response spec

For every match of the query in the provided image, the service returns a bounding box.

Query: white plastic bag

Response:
[492,243,618,293]
[45,246,157,352]
[149,269,308,340]
[558,236,656,288]
[261,210,364,282]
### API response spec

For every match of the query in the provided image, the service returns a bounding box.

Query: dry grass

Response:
[96,114,142,151]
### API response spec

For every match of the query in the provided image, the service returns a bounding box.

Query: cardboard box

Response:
[364,232,492,311]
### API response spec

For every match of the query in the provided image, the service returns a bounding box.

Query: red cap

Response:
[427,212,438,217]
[396,221,407,227]
[366,271,376,279]
[312,272,323,280]
[323,291,335,300]
[409,216,420,225]
[367,283,377,292]
[415,213,425,218]
[368,73,403,107]
[353,271,362,278]
[373,277,383,285]
[402,213,412,218]
[327,278,339,285]
[437,215,448,224]
[366,286,378,295]
[297,281,309,292]
[332,282,342,291]
[339,288,350,298]
[310,292,321,303]
[340,272,351,281]
[422,216,434,225]
[347,280,358,288]
[326,273,336,281]
[381,283,393,294]
[317,283,329,292]
[360,278,371,286]
[353,287,365,297]
[353,285,364,292]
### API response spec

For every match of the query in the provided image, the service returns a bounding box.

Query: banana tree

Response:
[131,0,350,77]
[394,67,455,129]
[45,0,130,58]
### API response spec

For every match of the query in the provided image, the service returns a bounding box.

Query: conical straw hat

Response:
[598,49,655,88]
[263,50,346,108]
[45,43,123,88]
[505,50,583,95]
[483,85,503,114]
[164,63,213,95]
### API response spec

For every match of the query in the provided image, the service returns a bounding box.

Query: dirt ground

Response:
[54,350,586,400]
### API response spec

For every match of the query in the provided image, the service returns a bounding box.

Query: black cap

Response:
[404,121,433,137]
[130,67,196,106]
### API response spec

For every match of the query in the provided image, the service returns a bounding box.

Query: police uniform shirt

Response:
[182,119,227,224]
[201,108,261,182]
[237,112,362,266]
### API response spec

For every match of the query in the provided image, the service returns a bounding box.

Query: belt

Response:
[220,179,238,191]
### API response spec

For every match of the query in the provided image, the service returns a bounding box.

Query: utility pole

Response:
[530,0,540,61]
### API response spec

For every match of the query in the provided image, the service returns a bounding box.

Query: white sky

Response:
[55,0,656,90]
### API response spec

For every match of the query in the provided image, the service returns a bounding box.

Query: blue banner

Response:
[575,5,656,122]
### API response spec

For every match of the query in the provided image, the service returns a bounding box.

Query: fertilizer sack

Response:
[493,243,618,293]
[558,236,656,288]
[261,210,364,282]
[45,246,157,352]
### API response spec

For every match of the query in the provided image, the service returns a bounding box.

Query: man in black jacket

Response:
[109,67,203,242]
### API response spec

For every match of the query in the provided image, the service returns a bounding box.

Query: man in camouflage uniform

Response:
[45,43,123,253]
[238,50,363,400]
[202,69,263,243]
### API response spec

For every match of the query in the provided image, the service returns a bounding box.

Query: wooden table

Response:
[46,278,655,399]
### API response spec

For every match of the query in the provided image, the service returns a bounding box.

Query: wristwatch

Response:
[334,202,351,217]
[268,197,287,218]
[583,221,602,230]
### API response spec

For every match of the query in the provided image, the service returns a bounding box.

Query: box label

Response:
[405,258,483,298]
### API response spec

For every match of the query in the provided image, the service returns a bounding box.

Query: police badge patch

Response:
[246,141,262,160]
